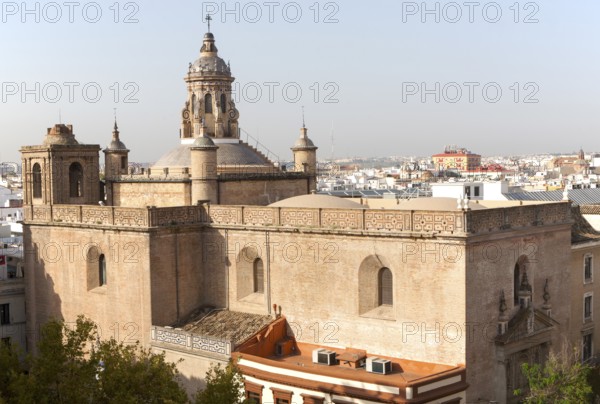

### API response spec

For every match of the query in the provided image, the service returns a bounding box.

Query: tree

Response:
[195,361,249,404]
[0,315,188,403]
[0,340,22,402]
[92,338,188,403]
[515,344,593,403]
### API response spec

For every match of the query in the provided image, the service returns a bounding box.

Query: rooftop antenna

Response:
[205,13,212,33]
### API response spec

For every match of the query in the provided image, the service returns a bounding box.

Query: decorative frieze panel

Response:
[507,206,537,229]
[191,335,231,356]
[31,206,51,222]
[365,211,410,231]
[209,206,243,225]
[280,208,319,227]
[151,206,202,226]
[321,209,362,229]
[413,212,458,233]
[151,326,232,357]
[113,208,148,227]
[468,210,504,233]
[81,207,112,225]
[243,207,277,226]
[52,205,81,223]
[154,327,187,347]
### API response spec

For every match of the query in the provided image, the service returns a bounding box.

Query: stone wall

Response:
[465,225,572,402]
[112,181,191,207]
[23,224,153,350]
[217,178,309,206]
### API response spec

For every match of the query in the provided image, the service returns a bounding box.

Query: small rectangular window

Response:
[583,333,593,361]
[584,294,593,322]
[585,255,593,283]
[474,186,480,197]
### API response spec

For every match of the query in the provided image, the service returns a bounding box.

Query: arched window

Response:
[220,94,227,114]
[205,93,213,114]
[99,254,106,286]
[69,162,84,198]
[378,267,393,306]
[32,163,42,199]
[253,258,264,293]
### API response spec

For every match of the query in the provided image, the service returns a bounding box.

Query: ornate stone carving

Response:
[280,208,319,227]
[321,209,362,229]
[365,211,410,231]
[243,208,277,226]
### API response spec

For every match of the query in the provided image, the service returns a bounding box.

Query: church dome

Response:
[189,33,231,77]
[105,122,128,152]
[107,139,128,151]
[43,124,78,146]
[192,136,217,149]
[293,135,316,148]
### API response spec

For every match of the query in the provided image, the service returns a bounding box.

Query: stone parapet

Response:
[23,202,571,235]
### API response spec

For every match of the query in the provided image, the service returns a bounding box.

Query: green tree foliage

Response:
[195,361,249,404]
[515,345,593,403]
[0,316,188,404]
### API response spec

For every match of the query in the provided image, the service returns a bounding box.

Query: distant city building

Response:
[432,146,481,172]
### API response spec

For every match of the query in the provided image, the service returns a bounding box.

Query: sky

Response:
[1,0,599,164]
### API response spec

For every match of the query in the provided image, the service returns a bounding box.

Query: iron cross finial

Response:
[205,14,212,32]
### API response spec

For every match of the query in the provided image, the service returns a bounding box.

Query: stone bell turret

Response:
[103,119,130,180]
[291,124,318,193]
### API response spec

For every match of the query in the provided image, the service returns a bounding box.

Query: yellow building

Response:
[432,147,481,172]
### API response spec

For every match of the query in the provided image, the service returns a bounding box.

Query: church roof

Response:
[152,140,272,168]
[269,194,364,209]
[174,309,273,346]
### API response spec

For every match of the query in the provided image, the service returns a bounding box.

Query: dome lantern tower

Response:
[181,27,239,141]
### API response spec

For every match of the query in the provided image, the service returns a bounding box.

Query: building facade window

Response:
[244,381,263,404]
[253,258,264,293]
[99,254,107,286]
[271,388,293,404]
[0,304,9,325]
[584,293,593,322]
[205,93,213,114]
[583,332,593,362]
[585,254,593,284]
[301,394,325,404]
[378,267,393,306]
[120,156,127,171]
[32,163,42,198]
[69,162,84,198]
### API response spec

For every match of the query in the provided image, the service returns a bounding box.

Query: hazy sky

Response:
[1,0,599,164]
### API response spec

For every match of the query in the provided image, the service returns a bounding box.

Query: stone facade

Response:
[18,28,588,403]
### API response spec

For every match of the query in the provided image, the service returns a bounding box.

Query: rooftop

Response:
[173,309,273,346]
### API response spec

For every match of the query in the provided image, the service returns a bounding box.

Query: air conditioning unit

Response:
[366,357,392,375]
[312,348,337,366]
